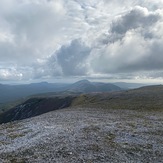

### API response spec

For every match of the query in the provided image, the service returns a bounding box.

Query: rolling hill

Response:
[0,85,163,124]
[0,80,121,104]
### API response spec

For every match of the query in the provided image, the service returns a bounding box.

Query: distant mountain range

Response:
[0,84,163,124]
[0,80,123,103]
[0,82,68,103]
[0,80,150,104]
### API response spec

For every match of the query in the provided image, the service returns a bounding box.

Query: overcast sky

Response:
[0,0,163,83]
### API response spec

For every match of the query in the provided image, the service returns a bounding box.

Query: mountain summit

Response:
[67,80,121,93]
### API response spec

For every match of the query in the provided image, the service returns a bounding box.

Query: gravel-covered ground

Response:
[0,107,163,163]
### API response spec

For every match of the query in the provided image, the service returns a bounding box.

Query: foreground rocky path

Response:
[0,107,163,163]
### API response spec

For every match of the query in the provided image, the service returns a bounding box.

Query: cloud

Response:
[0,1,163,82]
[99,6,162,44]
[48,39,91,76]
[0,67,23,81]
[89,6,163,78]
[0,0,90,64]
[110,6,160,35]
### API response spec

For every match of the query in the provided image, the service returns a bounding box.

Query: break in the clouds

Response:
[0,0,163,82]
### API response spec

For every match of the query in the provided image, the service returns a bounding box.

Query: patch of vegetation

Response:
[4,156,27,163]
[122,143,153,153]
[0,140,10,145]
[86,144,101,152]
[82,125,100,133]
[1,122,22,132]
[126,122,137,129]
[104,132,117,147]
[8,133,26,139]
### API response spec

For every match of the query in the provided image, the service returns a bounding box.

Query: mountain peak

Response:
[74,80,90,84]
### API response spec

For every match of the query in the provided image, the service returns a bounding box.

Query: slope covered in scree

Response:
[0,107,163,162]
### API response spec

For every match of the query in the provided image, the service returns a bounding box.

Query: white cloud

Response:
[0,68,23,80]
[88,6,163,79]
[0,1,163,82]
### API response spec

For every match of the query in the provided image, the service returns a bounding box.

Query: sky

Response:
[0,0,163,84]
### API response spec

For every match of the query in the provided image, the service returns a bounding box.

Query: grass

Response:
[86,144,101,152]
[104,132,117,147]
[71,87,163,111]
[8,133,26,139]
[4,156,27,163]
[82,125,100,133]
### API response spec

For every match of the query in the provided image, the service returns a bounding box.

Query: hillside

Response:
[73,85,163,110]
[0,85,163,162]
[0,85,163,124]
[0,104,163,162]
[0,96,76,124]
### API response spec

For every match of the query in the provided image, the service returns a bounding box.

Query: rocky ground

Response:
[0,107,163,163]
